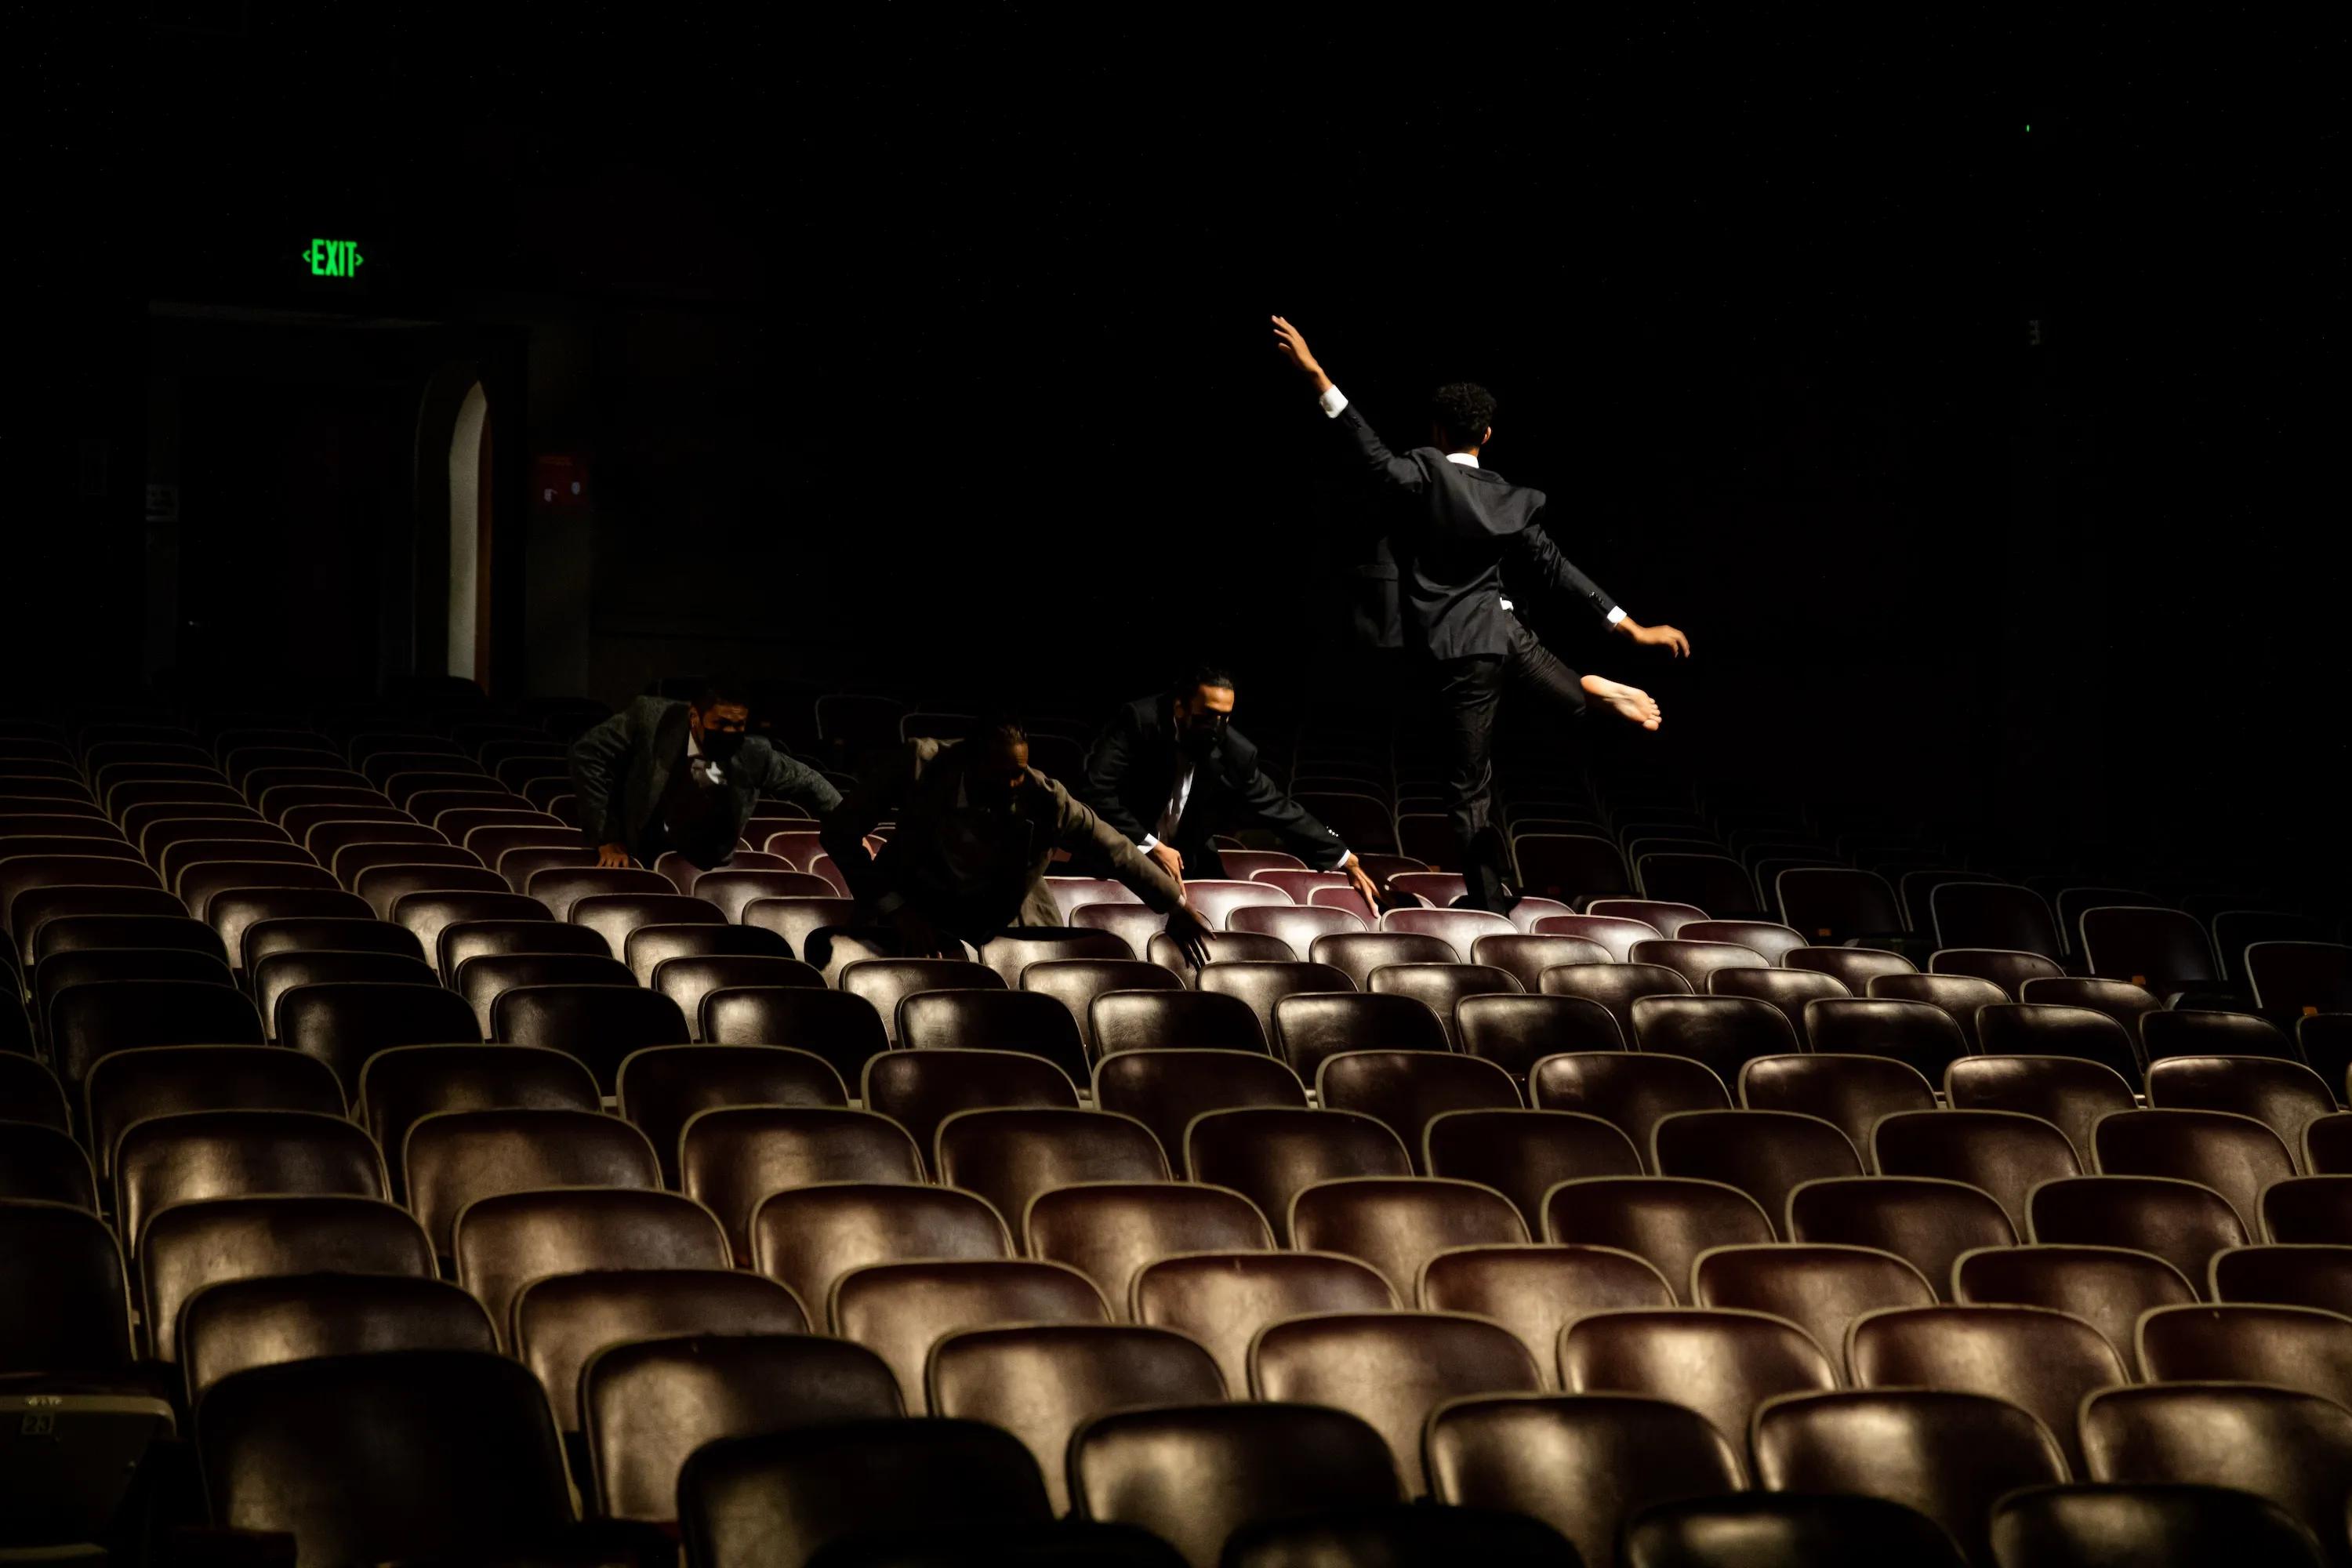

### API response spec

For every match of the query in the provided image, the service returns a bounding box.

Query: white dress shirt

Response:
[684,731,726,786]
[1319,382,1627,625]
[1138,752,1196,856]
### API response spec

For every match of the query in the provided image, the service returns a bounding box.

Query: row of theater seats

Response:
[7,705,2351,1563]
[11,1163,2352,1564]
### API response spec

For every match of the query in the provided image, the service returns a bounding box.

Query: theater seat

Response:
[1751,1388,2067,1567]
[195,1351,579,1568]
[0,1120,98,1210]
[1560,1307,1838,1457]
[1089,988,1267,1058]
[2078,1385,2352,1565]
[491,984,691,1090]
[1091,1049,1307,1176]
[1787,1176,2017,1301]
[512,1268,806,1436]
[684,1418,1054,1568]
[1024,1181,1273,1315]
[829,1258,1108,1412]
[1428,1392,1745,1568]
[936,1104,1170,1224]
[1542,1177,1773,1304]
[930,1323,1227,1512]
[860,1047,1080,1174]
[615,1044,845,1185]
[402,1106,662,1256]
[1318,1051,1522,1170]
[1185,1107,1410,1245]
[179,1272,496,1404]
[1069,1403,1399,1568]
[1989,1483,2328,1568]
[114,1109,386,1248]
[898,987,1090,1080]
[751,1184,1011,1337]
[452,1187,730,1340]
[584,1334,903,1525]
[138,1193,434,1363]
[1272,992,1447,1080]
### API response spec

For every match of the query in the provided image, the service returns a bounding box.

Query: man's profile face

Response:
[691,701,750,739]
[967,741,1032,813]
[1179,684,1234,750]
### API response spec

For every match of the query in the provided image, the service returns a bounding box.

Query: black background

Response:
[5,6,2343,894]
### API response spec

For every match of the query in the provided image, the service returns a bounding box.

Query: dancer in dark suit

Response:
[821,717,1213,963]
[568,677,840,871]
[1271,314,1693,911]
[1083,664,1385,908]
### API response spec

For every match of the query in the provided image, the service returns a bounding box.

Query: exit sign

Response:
[301,238,365,278]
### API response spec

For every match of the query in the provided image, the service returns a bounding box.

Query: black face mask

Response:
[699,727,746,764]
[1181,725,1220,761]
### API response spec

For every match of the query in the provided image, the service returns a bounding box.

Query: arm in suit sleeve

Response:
[1080,709,1152,844]
[1049,780,1185,913]
[1228,760,1351,872]
[566,705,641,847]
[752,742,843,818]
[1512,519,1623,624]
[1330,401,1428,494]
[818,742,916,908]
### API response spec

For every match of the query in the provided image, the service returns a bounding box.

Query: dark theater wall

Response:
[10,9,2343,892]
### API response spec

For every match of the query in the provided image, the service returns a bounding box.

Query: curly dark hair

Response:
[1430,382,1497,450]
[695,673,753,715]
[1179,661,1236,694]
[972,715,1029,754]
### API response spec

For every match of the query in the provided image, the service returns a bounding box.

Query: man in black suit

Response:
[1083,665,1386,908]
[822,717,1214,964]
[568,677,840,870]
[1271,314,1693,912]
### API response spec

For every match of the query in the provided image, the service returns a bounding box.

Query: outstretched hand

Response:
[1163,905,1215,970]
[1619,619,1693,658]
[1271,315,1332,392]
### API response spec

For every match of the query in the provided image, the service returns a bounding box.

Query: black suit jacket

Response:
[567,696,841,860]
[819,736,1182,938]
[1083,694,1349,873]
[1330,399,1618,660]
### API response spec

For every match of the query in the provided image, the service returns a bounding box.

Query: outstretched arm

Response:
[568,706,640,866]
[1518,519,1693,658]
[753,744,843,819]
[1228,758,1387,908]
[817,743,909,908]
[1272,314,1426,493]
[1049,781,1214,967]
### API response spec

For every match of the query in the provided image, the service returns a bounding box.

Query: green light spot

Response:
[2024,124,2031,133]
[300,238,365,278]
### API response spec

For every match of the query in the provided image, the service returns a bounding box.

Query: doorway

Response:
[448,382,490,683]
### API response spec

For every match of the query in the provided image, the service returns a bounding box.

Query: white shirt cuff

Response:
[1319,384,1348,418]
[1139,834,1159,852]
[1606,606,1628,626]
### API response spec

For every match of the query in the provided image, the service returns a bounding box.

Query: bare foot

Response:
[1581,674,1662,730]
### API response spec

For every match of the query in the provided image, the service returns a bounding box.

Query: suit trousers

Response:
[1434,616,1587,912]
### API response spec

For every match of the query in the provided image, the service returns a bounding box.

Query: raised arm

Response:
[1517,518,1692,657]
[1272,314,1425,493]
